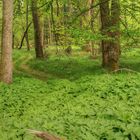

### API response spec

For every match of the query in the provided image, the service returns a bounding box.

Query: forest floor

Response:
[0,48,140,140]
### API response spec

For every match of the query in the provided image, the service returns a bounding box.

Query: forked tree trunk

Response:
[0,0,13,84]
[31,0,44,58]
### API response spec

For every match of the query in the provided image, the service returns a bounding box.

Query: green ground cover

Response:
[0,49,140,140]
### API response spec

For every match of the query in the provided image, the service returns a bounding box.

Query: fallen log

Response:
[28,129,63,140]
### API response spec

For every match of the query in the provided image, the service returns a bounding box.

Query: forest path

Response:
[14,54,54,81]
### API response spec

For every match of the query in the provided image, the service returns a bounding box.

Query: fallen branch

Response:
[113,68,140,74]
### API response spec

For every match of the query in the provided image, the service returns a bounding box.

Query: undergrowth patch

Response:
[0,49,140,140]
[0,73,140,140]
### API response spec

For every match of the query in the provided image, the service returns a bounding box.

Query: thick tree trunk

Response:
[100,0,120,70]
[109,0,120,70]
[31,0,44,58]
[0,0,13,84]
[100,0,110,68]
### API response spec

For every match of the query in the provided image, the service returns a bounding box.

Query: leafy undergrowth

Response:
[0,74,140,140]
[28,56,105,80]
[0,49,140,140]
[27,49,140,81]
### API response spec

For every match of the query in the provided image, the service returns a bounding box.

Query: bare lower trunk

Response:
[0,0,13,84]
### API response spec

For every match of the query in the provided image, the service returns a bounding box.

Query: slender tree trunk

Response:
[63,3,67,47]
[50,2,59,53]
[0,0,13,84]
[56,0,60,17]
[48,16,53,45]
[25,0,30,51]
[41,19,45,48]
[44,16,49,48]
[31,0,44,58]
[12,33,14,49]
[19,22,32,50]
[88,0,95,55]
[50,2,57,45]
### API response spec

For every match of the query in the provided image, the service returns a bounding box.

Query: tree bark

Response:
[19,22,32,50]
[0,0,13,84]
[109,0,120,70]
[88,0,95,55]
[25,0,30,51]
[100,0,120,71]
[31,0,44,58]
[100,0,110,68]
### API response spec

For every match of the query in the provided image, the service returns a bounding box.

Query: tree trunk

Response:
[0,0,13,84]
[100,0,110,68]
[100,0,120,70]
[48,16,53,45]
[19,22,32,50]
[109,0,120,70]
[12,33,14,49]
[50,2,59,53]
[44,16,49,48]
[25,0,30,51]
[31,0,44,58]
[88,0,95,55]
